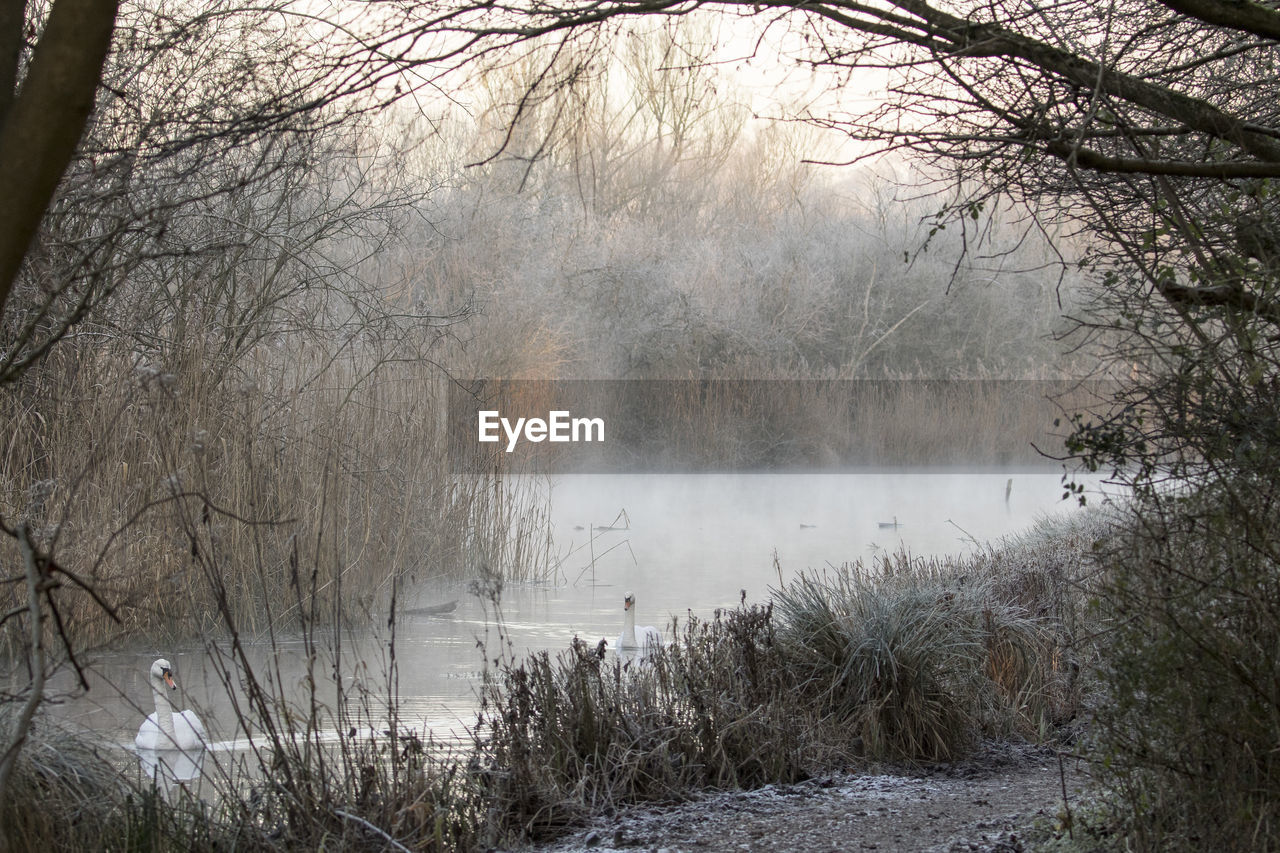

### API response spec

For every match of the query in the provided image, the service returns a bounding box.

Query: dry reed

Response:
[0,331,554,651]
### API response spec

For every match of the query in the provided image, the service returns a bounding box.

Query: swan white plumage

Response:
[617,591,662,652]
[136,658,207,751]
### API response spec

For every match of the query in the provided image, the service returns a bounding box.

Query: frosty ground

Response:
[520,742,1089,853]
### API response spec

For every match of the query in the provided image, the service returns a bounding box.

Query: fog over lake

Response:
[55,468,1103,751]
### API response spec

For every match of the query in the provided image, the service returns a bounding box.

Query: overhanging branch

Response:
[1043,139,1280,178]
[1158,279,1280,327]
[1158,0,1280,41]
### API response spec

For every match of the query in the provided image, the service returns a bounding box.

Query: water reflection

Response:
[135,745,205,800]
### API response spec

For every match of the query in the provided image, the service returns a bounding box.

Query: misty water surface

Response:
[52,468,1105,753]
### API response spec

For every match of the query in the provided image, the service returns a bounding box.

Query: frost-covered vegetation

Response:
[1,511,1107,851]
[391,30,1090,381]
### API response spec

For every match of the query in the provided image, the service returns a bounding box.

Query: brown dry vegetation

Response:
[0,335,554,649]
[471,513,1103,843]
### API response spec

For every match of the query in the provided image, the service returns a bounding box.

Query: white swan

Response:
[617,591,662,652]
[136,658,207,751]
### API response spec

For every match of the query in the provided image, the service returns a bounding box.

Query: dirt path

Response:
[520,744,1091,853]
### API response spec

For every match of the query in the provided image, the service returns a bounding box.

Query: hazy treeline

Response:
[421,167,1088,380]
[391,25,1094,382]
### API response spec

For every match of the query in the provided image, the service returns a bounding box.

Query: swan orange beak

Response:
[163,670,176,690]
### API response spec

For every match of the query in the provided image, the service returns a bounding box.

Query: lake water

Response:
[48,468,1102,757]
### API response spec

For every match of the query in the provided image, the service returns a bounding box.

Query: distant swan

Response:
[877,516,900,529]
[136,658,207,751]
[617,592,662,652]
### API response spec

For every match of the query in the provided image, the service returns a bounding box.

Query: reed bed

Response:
[0,332,554,651]
[0,706,135,851]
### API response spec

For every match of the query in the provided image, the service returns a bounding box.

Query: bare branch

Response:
[0,0,118,310]
[1157,0,1280,41]
[0,524,48,829]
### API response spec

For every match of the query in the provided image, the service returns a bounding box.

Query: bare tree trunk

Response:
[0,1,27,127]
[0,0,118,314]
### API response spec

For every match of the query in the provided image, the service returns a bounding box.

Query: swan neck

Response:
[152,682,175,735]
[622,607,637,645]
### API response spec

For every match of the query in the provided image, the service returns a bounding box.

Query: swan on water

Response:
[877,516,900,529]
[136,658,207,751]
[617,591,662,652]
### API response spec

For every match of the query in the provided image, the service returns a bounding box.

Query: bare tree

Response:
[0,0,424,380]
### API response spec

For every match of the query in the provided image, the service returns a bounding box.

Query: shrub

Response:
[1090,486,1280,851]
[773,556,1066,761]
[475,522,1096,843]
[474,602,848,840]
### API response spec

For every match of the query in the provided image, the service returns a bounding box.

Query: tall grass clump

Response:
[0,707,134,850]
[773,515,1102,763]
[473,602,852,841]
[1088,486,1280,851]
[775,561,1052,761]
[963,512,1109,724]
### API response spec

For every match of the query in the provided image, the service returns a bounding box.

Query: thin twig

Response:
[332,809,413,853]
[1058,749,1075,840]
[0,524,48,819]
